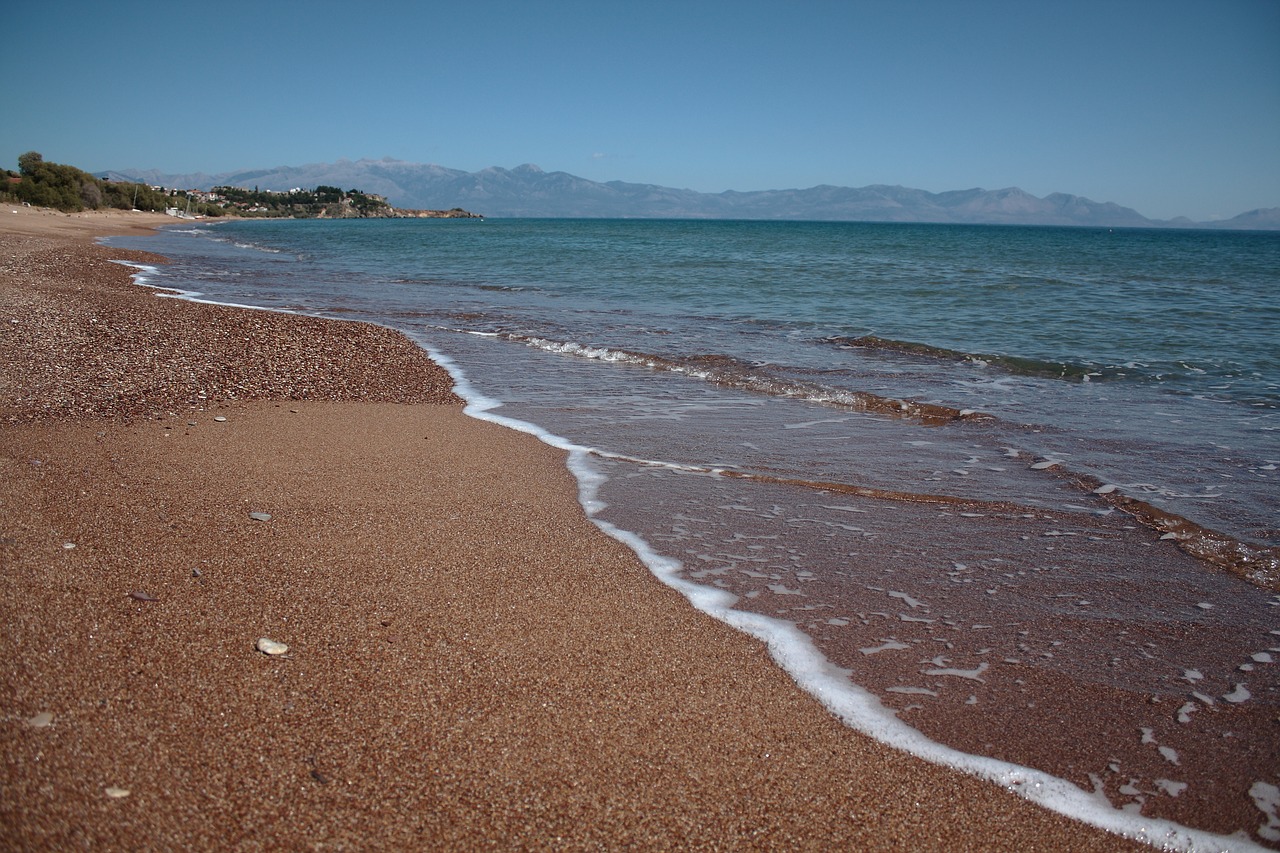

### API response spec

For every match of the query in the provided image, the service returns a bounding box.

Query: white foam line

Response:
[108,258,1261,853]
[111,260,332,314]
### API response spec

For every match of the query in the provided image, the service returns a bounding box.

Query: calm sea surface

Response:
[110,219,1280,849]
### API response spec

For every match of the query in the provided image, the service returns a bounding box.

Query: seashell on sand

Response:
[256,637,288,655]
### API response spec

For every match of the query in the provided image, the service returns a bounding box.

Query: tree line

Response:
[2,151,172,213]
[1,152,394,218]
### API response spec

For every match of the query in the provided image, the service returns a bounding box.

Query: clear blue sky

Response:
[4,0,1277,220]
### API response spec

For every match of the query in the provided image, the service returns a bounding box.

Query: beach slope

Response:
[0,208,1142,849]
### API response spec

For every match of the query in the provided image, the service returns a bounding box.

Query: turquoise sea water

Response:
[111,219,1280,849]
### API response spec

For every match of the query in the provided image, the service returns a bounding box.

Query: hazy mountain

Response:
[97,158,1276,228]
[1201,207,1280,230]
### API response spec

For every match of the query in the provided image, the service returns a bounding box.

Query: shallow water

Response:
[110,218,1280,849]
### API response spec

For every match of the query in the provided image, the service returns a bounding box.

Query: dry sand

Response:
[0,207,1146,849]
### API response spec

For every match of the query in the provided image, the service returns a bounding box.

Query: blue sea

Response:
[110,219,1280,850]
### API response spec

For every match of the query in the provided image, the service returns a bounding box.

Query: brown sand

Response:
[0,207,1146,849]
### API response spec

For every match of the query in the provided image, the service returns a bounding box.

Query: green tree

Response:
[17,151,43,176]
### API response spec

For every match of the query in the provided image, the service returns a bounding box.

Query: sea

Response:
[107,218,1280,850]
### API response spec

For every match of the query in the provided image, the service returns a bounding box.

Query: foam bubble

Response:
[886,686,938,697]
[923,662,989,682]
[1250,782,1280,842]
[1223,684,1252,704]
[859,640,911,655]
[888,590,925,609]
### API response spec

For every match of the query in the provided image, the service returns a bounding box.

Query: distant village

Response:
[168,185,482,220]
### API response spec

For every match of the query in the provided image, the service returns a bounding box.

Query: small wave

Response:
[196,230,284,255]
[392,277,536,294]
[1046,465,1280,590]
[599,445,1279,591]
[503,333,987,426]
[230,240,282,254]
[824,334,1113,382]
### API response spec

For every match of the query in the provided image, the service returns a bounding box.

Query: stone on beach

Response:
[256,637,288,655]
[26,711,53,728]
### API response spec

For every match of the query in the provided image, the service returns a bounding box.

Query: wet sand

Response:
[0,207,1146,849]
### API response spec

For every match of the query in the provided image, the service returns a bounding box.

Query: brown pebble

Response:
[26,711,54,728]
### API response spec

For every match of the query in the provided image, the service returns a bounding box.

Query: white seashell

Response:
[1030,460,1059,470]
[248,512,272,522]
[213,416,227,422]
[256,637,288,655]
[27,711,53,728]
[1092,484,1118,495]
[105,786,130,798]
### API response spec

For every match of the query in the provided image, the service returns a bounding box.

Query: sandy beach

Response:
[0,207,1148,849]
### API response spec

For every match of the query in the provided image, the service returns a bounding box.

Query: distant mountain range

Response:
[97,158,1280,229]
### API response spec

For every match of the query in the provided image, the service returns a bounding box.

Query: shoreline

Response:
[2,208,1154,848]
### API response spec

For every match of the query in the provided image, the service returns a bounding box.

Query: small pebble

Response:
[62,542,76,550]
[248,512,272,522]
[256,638,288,655]
[26,711,53,728]
[129,591,158,602]
[104,787,130,799]
[213,416,227,422]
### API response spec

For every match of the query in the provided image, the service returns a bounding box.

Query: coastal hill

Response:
[98,158,1279,229]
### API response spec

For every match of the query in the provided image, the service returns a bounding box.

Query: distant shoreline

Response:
[98,160,1280,229]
